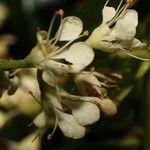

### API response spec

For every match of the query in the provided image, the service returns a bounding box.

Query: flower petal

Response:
[59,16,83,41]
[122,10,138,27]
[64,42,94,72]
[131,38,146,48]
[55,109,85,139]
[42,71,57,87]
[67,101,100,126]
[33,111,46,128]
[46,43,94,73]
[102,6,116,23]
[115,19,136,40]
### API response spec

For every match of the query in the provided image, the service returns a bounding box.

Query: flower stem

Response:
[0,58,34,70]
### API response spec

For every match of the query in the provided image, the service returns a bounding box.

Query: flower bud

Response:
[99,98,117,115]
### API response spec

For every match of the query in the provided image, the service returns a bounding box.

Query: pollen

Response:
[126,0,133,4]
[55,9,64,16]
[83,30,89,36]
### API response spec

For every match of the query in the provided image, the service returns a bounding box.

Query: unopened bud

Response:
[99,98,117,115]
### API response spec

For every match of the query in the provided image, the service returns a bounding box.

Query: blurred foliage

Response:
[0,0,150,150]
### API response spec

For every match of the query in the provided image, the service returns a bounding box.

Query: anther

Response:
[126,0,133,4]
[83,30,89,36]
[28,90,33,95]
[55,9,64,16]
[90,67,96,72]
[28,90,41,105]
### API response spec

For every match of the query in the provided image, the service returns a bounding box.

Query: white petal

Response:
[131,38,146,48]
[55,109,85,139]
[45,59,68,74]
[46,42,94,73]
[64,42,94,72]
[33,111,46,128]
[42,71,57,87]
[102,6,116,23]
[99,99,117,115]
[115,19,136,40]
[67,101,100,126]
[122,10,138,27]
[59,16,83,41]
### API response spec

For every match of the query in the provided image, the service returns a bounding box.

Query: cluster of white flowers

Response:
[29,0,148,139]
[0,0,149,141]
[28,9,94,75]
[33,70,117,139]
[86,0,148,60]
[26,9,119,139]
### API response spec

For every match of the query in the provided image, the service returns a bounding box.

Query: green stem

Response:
[0,58,34,70]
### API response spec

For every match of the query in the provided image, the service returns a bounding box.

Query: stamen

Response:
[49,33,87,57]
[47,14,57,40]
[116,0,124,13]
[108,4,127,26]
[104,0,110,7]
[108,4,129,26]
[47,110,58,140]
[47,9,64,42]
[50,12,64,47]
[118,47,150,61]
[28,91,42,105]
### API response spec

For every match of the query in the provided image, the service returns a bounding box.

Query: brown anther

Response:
[55,9,64,16]
[67,64,73,70]
[47,134,52,140]
[83,30,89,36]
[126,0,133,4]
[90,67,96,72]
[28,91,33,95]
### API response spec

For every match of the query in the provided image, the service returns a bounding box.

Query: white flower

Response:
[28,10,94,74]
[86,0,146,59]
[74,71,117,115]
[33,73,100,139]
